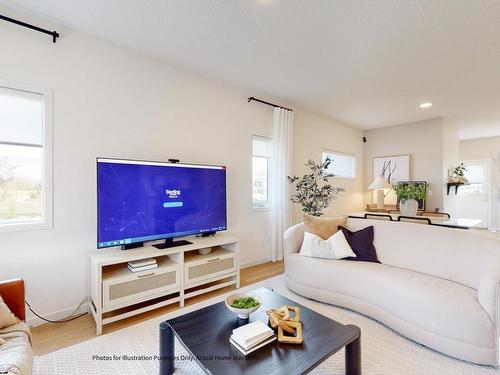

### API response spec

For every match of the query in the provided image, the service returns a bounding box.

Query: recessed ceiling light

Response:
[420,102,432,108]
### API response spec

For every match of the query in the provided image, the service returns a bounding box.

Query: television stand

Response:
[153,238,193,250]
[88,233,240,335]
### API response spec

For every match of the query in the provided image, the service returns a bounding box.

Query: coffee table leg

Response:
[159,322,175,375]
[345,325,361,375]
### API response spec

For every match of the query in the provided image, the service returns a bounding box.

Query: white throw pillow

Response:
[299,230,356,260]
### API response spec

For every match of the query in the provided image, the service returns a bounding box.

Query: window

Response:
[458,164,485,195]
[321,150,356,178]
[252,136,272,208]
[0,84,52,230]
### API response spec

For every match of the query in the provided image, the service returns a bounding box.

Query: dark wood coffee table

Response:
[159,288,361,375]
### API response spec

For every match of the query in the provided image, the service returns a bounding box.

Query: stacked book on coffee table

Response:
[127,258,157,273]
[230,320,276,355]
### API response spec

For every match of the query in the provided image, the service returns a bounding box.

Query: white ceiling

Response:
[2,0,500,133]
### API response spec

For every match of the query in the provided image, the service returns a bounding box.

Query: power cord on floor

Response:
[25,297,88,324]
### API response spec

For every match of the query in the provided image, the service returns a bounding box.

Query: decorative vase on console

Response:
[452,163,468,184]
[393,183,426,217]
[400,199,419,216]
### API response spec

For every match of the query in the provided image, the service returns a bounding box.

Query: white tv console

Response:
[88,234,239,335]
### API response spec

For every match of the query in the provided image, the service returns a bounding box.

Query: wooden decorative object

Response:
[267,305,289,328]
[278,320,303,344]
[276,305,290,320]
[266,305,303,344]
[286,305,300,322]
[268,312,280,329]
[277,319,296,334]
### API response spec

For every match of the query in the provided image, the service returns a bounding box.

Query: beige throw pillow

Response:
[304,215,347,240]
[0,296,19,329]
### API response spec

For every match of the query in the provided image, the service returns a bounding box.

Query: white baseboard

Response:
[240,257,273,269]
[27,302,89,327]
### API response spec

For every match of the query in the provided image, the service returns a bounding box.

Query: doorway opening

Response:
[456,160,492,229]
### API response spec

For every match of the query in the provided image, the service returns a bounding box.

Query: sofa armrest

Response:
[283,222,305,256]
[0,279,25,321]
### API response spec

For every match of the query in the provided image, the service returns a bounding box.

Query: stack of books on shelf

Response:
[229,320,276,356]
[128,258,157,273]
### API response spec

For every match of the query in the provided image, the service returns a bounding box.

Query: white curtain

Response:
[271,108,294,262]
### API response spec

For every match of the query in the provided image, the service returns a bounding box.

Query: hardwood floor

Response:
[31,261,284,356]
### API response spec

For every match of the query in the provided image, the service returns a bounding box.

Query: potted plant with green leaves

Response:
[288,159,345,217]
[393,183,426,217]
[452,163,468,183]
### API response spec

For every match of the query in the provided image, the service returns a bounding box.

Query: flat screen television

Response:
[97,158,227,249]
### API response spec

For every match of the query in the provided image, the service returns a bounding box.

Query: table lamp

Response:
[369,177,393,209]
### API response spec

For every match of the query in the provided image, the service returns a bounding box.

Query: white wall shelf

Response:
[89,234,240,335]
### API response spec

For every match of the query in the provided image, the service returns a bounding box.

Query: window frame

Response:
[0,80,53,232]
[251,135,272,211]
[321,149,357,179]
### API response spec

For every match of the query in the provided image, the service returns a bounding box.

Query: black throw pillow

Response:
[338,226,380,263]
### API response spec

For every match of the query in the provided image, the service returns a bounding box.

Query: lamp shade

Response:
[368,176,392,190]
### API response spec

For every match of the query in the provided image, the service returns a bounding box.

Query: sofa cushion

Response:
[339,226,380,263]
[285,253,494,349]
[304,215,347,240]
[0,297,19,330]
[345,218,500,291]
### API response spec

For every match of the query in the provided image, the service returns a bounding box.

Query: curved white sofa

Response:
[284,218,500,365]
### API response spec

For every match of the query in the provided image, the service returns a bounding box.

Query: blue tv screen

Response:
[97,158,227,249]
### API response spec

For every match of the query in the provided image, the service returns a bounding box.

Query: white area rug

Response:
[34,275,500,375]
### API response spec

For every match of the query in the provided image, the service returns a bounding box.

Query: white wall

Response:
[442,119,460,217]
[363,118,444,211]
[292,110,365,223]
[460,136,500,229]
[0,15,279,324]
[0,10,364,325]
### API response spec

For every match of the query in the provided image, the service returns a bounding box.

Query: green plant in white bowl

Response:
[225,293,261,319]
[393,183,426,216]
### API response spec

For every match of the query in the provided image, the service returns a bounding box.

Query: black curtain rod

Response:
[0,14,59,43]
[247,96,292,111]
